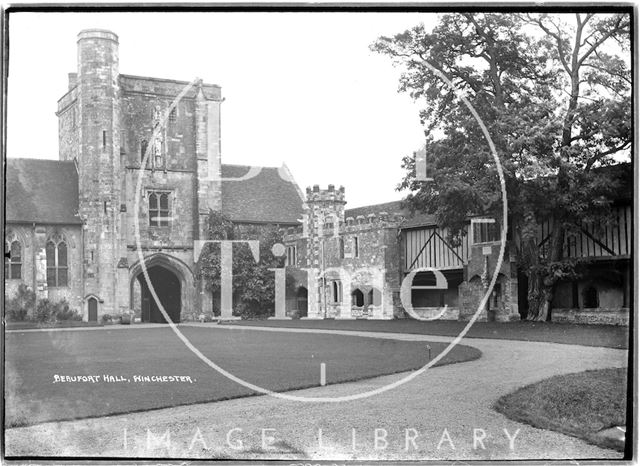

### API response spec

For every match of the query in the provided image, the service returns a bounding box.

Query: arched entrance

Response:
[88,297,98,322]
[296,286,308,317]
[129,253,194,324]
[138,266,181,323]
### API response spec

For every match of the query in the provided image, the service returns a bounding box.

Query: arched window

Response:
[46,234,68,287]
[332,281,341,303]
[149,193,158,226]
[4,233,22,279]
[140,139,148,162]
[149,191,171,227]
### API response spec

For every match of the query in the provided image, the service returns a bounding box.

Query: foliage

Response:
[372,13,631,319]
[101,314,112,323]
[29,297,82,323]
[5,284,36,321]
[34,299,56,323]
[197,210,295,319]
[54,300,82,321]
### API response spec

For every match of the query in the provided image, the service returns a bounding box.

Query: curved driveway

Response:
[5,325,628,460]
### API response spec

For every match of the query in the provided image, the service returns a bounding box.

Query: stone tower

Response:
[76,29,122,314]
[304,184,346,261]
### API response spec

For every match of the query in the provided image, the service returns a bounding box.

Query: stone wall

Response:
[5,223,84,315]
[56,87,79,162]
[458,242,520,322]
[124,169,196,248]
[551,308,629,326]
[290,186,403,319]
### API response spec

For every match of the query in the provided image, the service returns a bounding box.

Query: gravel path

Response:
[4,325,627,461]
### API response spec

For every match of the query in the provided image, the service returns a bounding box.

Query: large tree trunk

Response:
[526,218,565,321]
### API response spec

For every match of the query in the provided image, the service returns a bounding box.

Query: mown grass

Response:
[232,319,629,349]
[494,368,628,451]
[5,326,480,427]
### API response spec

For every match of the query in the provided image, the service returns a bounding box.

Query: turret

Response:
[305,184,346,237]
[76,29,121,313]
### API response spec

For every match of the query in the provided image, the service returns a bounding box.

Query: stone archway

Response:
[129,253,194,323]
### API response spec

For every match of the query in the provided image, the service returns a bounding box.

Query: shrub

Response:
[101,314,112,323]
[34,299,56,323]
[6,302,29,322]
[54,299,82,321]
[5,284,36,321]
[289,309,301,320]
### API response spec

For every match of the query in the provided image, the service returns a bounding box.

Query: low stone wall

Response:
[413,307,460,321]
[551,308,629,326]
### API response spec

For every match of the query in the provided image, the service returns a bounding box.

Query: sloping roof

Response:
[221,164,304,224]
[5,158,81,224]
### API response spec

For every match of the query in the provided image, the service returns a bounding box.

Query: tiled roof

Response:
[4,159,304,227]
[5,158,81,224]
[221,164,304,224]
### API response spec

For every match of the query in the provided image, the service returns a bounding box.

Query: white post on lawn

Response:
[220,241,233,319]
[269,268,287,319]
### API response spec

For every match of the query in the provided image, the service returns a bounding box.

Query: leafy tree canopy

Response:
[371,13,631,319]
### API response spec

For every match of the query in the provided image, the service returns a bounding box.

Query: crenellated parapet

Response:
[305,184,346,203]
[343,212,406,233]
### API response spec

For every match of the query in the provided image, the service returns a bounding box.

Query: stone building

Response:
[6,29,303,323]
[5,29,632,325]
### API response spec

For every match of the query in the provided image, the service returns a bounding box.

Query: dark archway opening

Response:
[296,286,308,317]
[88,297,98,322]
[138,265,181,323]
[351,289,365,307]
[582,285,599,309]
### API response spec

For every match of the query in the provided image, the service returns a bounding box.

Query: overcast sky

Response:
[7,12,442,208]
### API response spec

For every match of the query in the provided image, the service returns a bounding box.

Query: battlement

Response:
[305,184,346,203]
[77,29,119,44]
[344,211,405,231]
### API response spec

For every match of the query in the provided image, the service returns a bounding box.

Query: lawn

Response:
[494,368,628,451]
[231,319,629,349]
[5,326,480,427]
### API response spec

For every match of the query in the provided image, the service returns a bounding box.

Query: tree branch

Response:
[578,17,624,67]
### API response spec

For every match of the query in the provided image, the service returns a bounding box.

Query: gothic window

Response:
[353,237,359,258]
[149,192,171,227]
[339,237,345,259]
[4,233,22,279]
[140,139,148,162]
[46,235,68,287]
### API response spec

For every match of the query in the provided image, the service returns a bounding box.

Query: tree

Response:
[371,12,631,320]
[196,210,293,319]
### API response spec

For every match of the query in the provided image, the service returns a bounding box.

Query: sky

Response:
[7,12,441,208]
